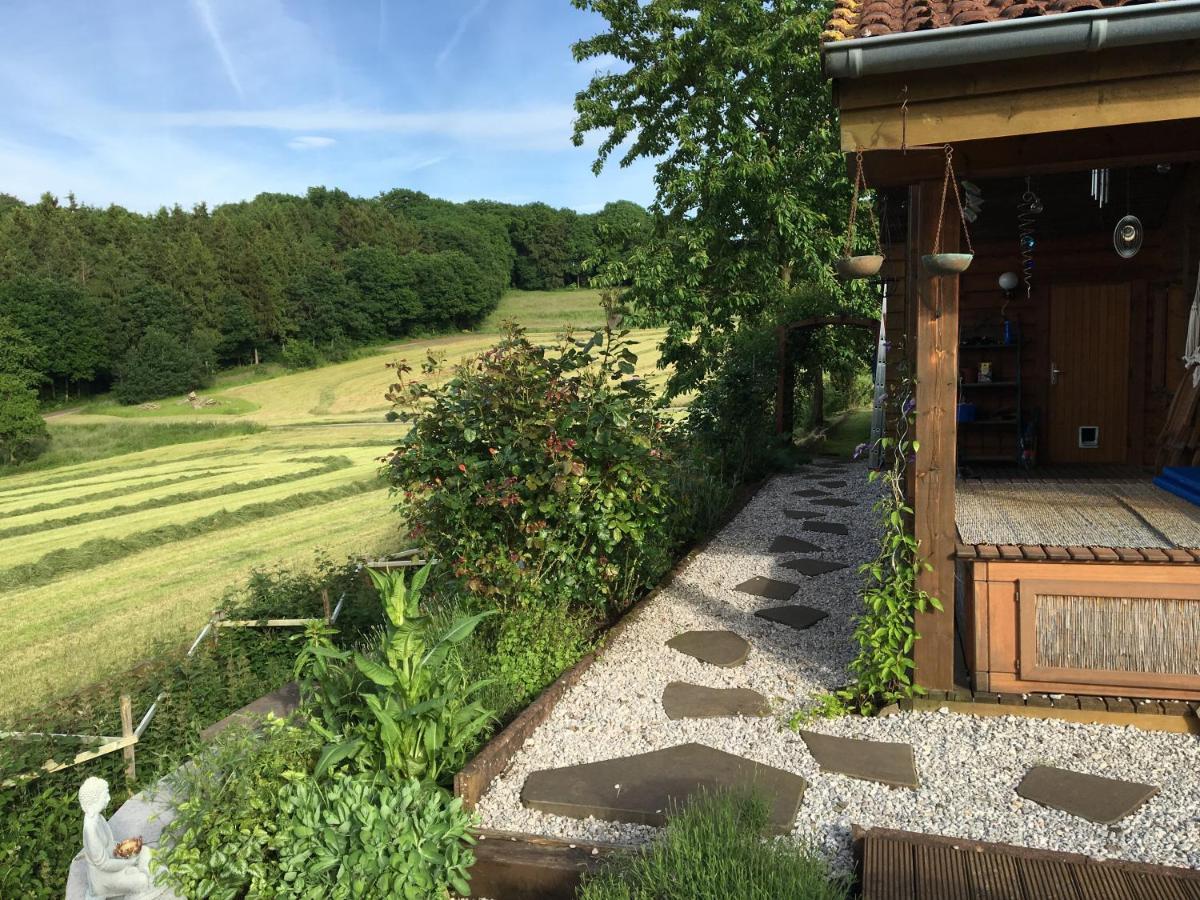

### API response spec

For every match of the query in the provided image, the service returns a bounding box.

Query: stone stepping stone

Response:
[812,498,856,508]
[521,742,807,832]
[784,509,827,520]
[1015,766,1159,824]
[755,605,828,631]
[734,576,798,602]
[769,535,825,554]
[780,558,847,577]
[662,682,770,720]
[802,520,850,536]
[792,488,828,499]
[818,480,847,489]
[666,630,750,667]
[800,731,919,788]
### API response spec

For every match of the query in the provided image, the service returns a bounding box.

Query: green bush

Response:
[296,564,495,785]
[279,338,325,370]
[156,721,321,899]
[578,791,850,900]
[114,326,212,404]
[0,373,49,464]
[386,321,677,614]
[273,770,475,898]
[492,601,596,706]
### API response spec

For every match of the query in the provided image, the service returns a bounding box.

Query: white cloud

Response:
[436,0,490,69]
[190,0,245,99]
[156,104,576,150]
[287,135,337,150]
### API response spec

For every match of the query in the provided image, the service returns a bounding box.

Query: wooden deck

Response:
[858,827,1200,899]
[956,542,1200,563]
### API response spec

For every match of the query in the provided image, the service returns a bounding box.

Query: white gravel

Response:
[474,462,1200,872]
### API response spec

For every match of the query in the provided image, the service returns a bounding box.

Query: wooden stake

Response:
[119,694,136,782]
[321,588,331,624]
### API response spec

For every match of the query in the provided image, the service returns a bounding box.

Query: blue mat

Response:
[1154,467,1200,508]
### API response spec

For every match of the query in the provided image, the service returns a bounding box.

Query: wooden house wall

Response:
[879,167,1200,467]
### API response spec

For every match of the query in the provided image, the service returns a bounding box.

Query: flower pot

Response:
[834,254,884,279]
[922,253,974,275]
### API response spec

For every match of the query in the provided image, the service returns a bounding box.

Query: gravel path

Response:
[474,463,1200,872]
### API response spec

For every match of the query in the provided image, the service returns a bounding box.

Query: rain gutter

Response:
[824,1,1200,79]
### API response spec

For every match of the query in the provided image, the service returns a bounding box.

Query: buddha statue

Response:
[79,776,166,900]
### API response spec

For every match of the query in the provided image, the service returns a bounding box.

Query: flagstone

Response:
[780,558,847,576]
[769,535,826,554]
[661,682,770,720]
[733,576,799,602]
[754,605,828,631]
[665,630,750,667]
[800,731,919,788]
[1015,766,1159,824]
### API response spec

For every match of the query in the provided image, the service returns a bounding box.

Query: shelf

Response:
[960,381,1017,389]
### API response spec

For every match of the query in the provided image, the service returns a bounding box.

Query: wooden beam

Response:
[842,71,1200,152]
[857,120,1200,188]
[837,41,1200,113]
[910,180,959,692]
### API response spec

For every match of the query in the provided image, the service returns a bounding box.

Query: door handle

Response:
[1050,362,1063,385]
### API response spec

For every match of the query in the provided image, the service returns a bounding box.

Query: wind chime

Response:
[835,150,885,279]
[922,145,975,275]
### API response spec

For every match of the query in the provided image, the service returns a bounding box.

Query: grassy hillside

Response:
[1,289,673,715]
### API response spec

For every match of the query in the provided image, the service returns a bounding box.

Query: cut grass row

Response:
[0,488,401,714]
[0,477,384,589]
[0,456,354,541]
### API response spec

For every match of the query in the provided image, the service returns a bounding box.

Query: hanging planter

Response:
[836,150,885,280]
[921,145,975,277]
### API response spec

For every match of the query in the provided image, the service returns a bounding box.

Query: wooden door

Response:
[1048,285,1130,464]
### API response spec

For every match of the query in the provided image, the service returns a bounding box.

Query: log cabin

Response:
[822,0,1200,700]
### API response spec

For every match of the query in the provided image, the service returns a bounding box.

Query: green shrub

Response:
[385,321,677,614]
[296,564,495,785]
[114,326,212,404]
[0,373,49,464]
[279,338,325,370]
[578,791,850,900]
[156,721,321,898]
[492,601,596,706]
[273,770,475,898]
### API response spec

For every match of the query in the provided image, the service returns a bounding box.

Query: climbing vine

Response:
[794,379,942,721]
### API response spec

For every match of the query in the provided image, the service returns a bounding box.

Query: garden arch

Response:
[774,315,880,437]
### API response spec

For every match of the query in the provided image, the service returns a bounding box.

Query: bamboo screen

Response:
[1034,594,1200,676]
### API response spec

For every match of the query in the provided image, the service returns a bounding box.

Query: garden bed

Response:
[467,462,1200,873]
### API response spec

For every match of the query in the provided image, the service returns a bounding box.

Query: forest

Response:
[0,188,649,408]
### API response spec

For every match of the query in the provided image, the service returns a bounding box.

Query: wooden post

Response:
[775,325,795,437]
[909,180,959,692]
[119,694,136,782]
[321,588,332,624]
[812,369,825,427]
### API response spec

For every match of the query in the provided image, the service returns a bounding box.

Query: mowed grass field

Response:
[1,290,672,716]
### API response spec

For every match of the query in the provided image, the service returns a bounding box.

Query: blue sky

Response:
[0,1,653,213]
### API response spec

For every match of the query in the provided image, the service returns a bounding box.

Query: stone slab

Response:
[780,558,847,577]
[661,682,771,720]
[754,605,829,631]
[769,535,826,554]
[733,576,799,602]
[800,731,920,788]
[1015,766,1159,824]
[812,498,857,508]
[784,509,827,519]
[200,681,301,742]
[817,480,848,488]
[521,742,807,833]
[665,630,750,667]
[792,488,829,499]
[802,520,850,536]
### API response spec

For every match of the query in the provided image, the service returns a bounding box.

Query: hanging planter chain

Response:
[932,144,974,256]
[844,150,882,258]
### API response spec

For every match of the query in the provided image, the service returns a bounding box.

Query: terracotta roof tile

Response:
[822,0,1180,42]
